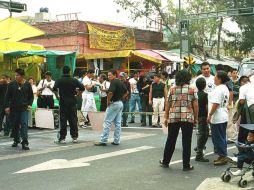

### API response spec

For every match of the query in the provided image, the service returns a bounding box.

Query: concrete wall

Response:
[22,20,165,53]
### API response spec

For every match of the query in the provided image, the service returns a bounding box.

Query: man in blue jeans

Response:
[5,68,34,150]
[95,70,128,146]
[129,71,142,123]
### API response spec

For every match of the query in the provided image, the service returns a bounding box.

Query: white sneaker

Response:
[231,169,243,176]
[54,139,66,144]
[80,124,87,129]
[72,138,78,143]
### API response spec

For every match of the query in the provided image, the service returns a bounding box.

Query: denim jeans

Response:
[129,93,142,122]
[210,122,228,157]
[196,117,209,156]
[100,101,123,144]
[10,110,29,144]
[122,100,129,126]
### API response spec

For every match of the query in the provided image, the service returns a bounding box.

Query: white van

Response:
[238,58,254,76]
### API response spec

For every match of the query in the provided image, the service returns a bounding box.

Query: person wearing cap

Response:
[37,71,55,109]
[119,72,131,127]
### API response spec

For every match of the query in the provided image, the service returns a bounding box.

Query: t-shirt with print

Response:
[82,76,93,94]
[209,84,229,124]
[129,77,139,93]
[239,82,254,107]
[196,75,215,94]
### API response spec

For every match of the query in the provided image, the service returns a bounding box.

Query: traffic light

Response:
[183,56,195,65]
[9,2,26,13]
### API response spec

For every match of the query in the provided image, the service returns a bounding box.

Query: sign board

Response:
[35,109,55,129]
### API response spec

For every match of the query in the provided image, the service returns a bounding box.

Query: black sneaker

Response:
[183,166,194,171]
[94,142,107,146]
[141,123,146,127]
[12,142,19,147]
[111,142,119,145]
[129,121,135,124]
[22,144,30,150]
[159,159,169,168]
[195,157,209,162]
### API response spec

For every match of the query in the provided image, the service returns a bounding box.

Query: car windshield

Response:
[240,63,254,76]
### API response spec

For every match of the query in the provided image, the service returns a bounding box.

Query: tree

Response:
[114,0,254,57]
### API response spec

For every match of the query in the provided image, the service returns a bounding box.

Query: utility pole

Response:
[217,17,223,59]
[9,0,12,17]
[179,0,182,59]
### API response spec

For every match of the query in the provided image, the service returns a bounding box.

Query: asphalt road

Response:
[0,125,253,190]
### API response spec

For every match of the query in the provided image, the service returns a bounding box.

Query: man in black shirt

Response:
[53,66,85,144]
[5,69,34,150]
[195,77,209,162]
[95,70,128,146]
[0,74,8,133]
[149,74,166,127]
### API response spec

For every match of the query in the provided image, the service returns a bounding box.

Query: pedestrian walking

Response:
[81,69,97,127]
[95,70,128,146]
[54,66,84,144]
[149,74,166,127]
[207,71,230,165]
[160,69,198,171]
[5,69,34,150]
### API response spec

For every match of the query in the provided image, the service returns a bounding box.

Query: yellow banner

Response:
[87,23,136,50]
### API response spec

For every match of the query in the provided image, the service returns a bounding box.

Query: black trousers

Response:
[100,96,107,112]
[0,105,4,130]
[163,122,193,168]
[140,94,152,125]
[59,105,78,140]
[196,117,209,156]
[37,95,54,109]
[238,126,249,143]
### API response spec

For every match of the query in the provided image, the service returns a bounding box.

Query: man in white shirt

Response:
[196,62,216,94]
[81,69,97,126]
[238,72,254,127]
[99,74,110,111]
[37,71,55,109]
[129,71,142,123]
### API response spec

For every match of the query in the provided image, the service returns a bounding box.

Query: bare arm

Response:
[207,103,219,123]
[107,92,113,106]
[149,85,152,104]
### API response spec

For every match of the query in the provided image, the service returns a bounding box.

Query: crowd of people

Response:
[0,62,254,173]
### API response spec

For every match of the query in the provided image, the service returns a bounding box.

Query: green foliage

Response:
[114,0,254,55]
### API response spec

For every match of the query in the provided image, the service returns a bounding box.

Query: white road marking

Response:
[170,146,236,165]
[15,146,154,174]
[0,133,155,161]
